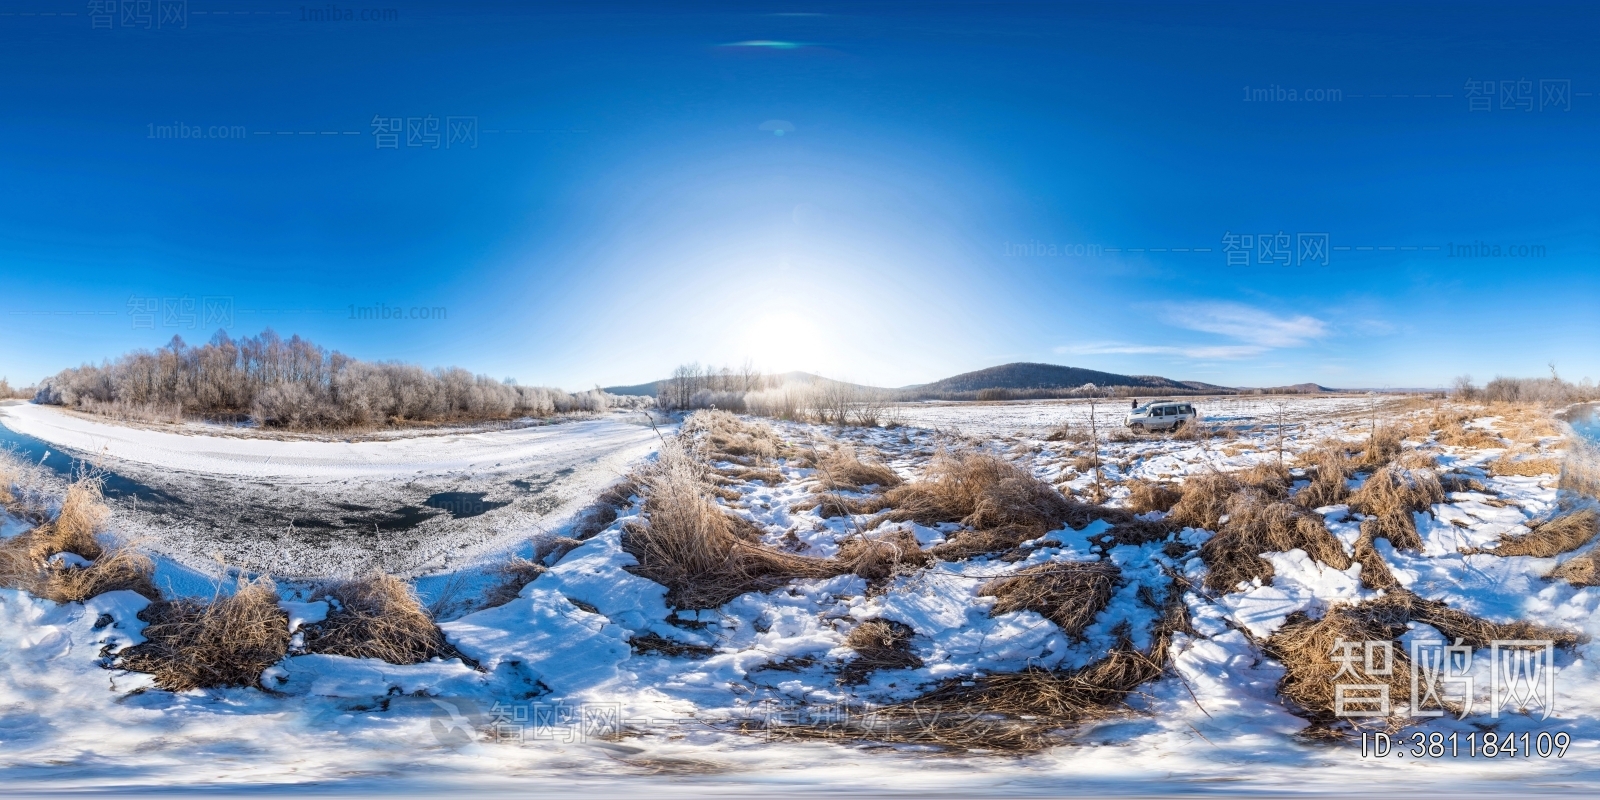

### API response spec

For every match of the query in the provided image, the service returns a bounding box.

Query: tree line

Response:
[32,330,647,430]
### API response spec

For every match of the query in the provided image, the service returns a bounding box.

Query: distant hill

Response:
[902,362,1231,397]
[607,362,1339,400]
[1250,382,1341,394]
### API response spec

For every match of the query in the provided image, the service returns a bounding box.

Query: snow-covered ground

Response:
[3,397,1599,796]
[0,403,663,579]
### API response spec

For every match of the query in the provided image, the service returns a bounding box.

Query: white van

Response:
[1125,400,1197,432]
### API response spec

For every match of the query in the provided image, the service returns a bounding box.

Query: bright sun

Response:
[738,307,820,374]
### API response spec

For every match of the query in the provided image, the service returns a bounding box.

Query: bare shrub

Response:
[304,572,451,663]
[840,619,922,683]
[1125,480,1182,514]
[119,577,289,691]
[1199,491,1352,592]
[980,560,1118,637]
[1470,508,1599,558]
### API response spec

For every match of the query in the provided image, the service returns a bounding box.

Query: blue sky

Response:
[0,1,1595,390]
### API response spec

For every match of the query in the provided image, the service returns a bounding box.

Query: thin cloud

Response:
[1158,302,1327,348]
[1056,342,1268,360]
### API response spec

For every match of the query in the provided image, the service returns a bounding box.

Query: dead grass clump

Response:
[1294,444,1354,509]
[629,632,717,658]
[719,466,785,486]
[885,451,1084,533]
[1125,480,1182,514]
[881,451,1110,560]
[1267,591,1583,727]
[1165,472,1235,532]
[570,478,640,541]
[624,444,840,609]
[840,619,922,683]
[1101,517,1172,547]
[1440,472,1489,494]
[1265,594,1415,726]
[1357,427,1406,470]
[683,410,782,462]
[806,494,890,519]
[1437,419,1504,449]
[1549,549,1600,587]
[481,557,547,608]
[1402,591,1583,649]
[1199,491,1352,592]
[837,529,930,584]
[0,477,160,603]
[118,577,290,691]
[1044,423,1091,443]
[1489,454,1563,478]
[816,446,902,491]
[1351,522,1400,590]
[1347,453,1442,551]
[980,560,1118,637]
[772,581,1189,751]
[1470,508,1600,558]
[304,572,452,663]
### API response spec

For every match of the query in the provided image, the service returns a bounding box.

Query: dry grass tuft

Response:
[305,572,452,663]
[119,577,290,691]
[1549,548,1600,587]
[1199,491,1352,592]
[840,619,922,683]
[1471,508,1600,559]
[1357,427,1406,471]
[1267,591,1582,727]
[1351,523,1400,589]
[837,529,930,584]
[1440,472,1489,494]
[980,560,1118,637]
[1347,453,1442,551]
[0,477,160,603]
[481,557,547,608]
[1165,472,1238,532]
[1125,480,1182,514]
[682,410,783,462]
[629,631,717,658]
[623,443,840,609]
[1294,443,1355,509]
[769,579,1191,751]
[1489,453,1564,478]
[815,446,902,491]
[1266,594,1415,726]
[883,452,1106,561]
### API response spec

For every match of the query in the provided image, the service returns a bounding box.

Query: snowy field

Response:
[3,397,1599,796]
